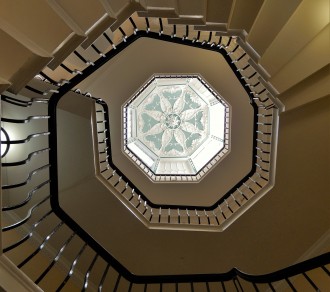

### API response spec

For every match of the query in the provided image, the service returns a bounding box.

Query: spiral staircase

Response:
[0,0,329,291]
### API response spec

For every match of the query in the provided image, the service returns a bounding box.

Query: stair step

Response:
[247,0,301,56]
[279,65,329,112]
[0,0,73,54]
[0,76,11,94]
[138,8,178,18]
[48,33,87,70]
[260,0,329,76]
[138,0,179,18]
[81,14,116,49]
[168,0,207,25]
[48,0,117,51]
[110,2,146,32]
[52,0,109,32]
[106,0,136,16]
[205,0,232,25]
[0,29,51,94]
[270,25,329,93]
[228,0,264,33]
[193,0,233,32]
[195,23,228,32]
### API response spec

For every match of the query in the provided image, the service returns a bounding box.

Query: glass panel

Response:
[123,75,230,182]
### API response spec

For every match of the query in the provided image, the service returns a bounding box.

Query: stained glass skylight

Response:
[123,75,230,182]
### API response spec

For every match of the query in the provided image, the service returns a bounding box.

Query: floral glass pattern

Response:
[138,85,208,157]
[123,75,230,182]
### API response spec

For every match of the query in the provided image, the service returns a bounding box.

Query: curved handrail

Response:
[1,115,50,124]
[55,243,88,291]
[1,148,50,167]
[2,195,50,231]
[1,164,50,189]
[1,94,48,107]
[2,179,50,211]
[35,232,76,284]
[3,210,53,253]
[17,221,64,269]
[1,132,50,145]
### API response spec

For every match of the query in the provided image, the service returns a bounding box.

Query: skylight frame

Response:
[122,74,231,182]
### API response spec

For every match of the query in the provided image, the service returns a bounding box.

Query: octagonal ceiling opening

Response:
[50,20,282,235]
[123,74,230,182]
[77,36,254,207]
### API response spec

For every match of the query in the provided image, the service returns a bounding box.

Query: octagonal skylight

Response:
[123,75,230,182]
